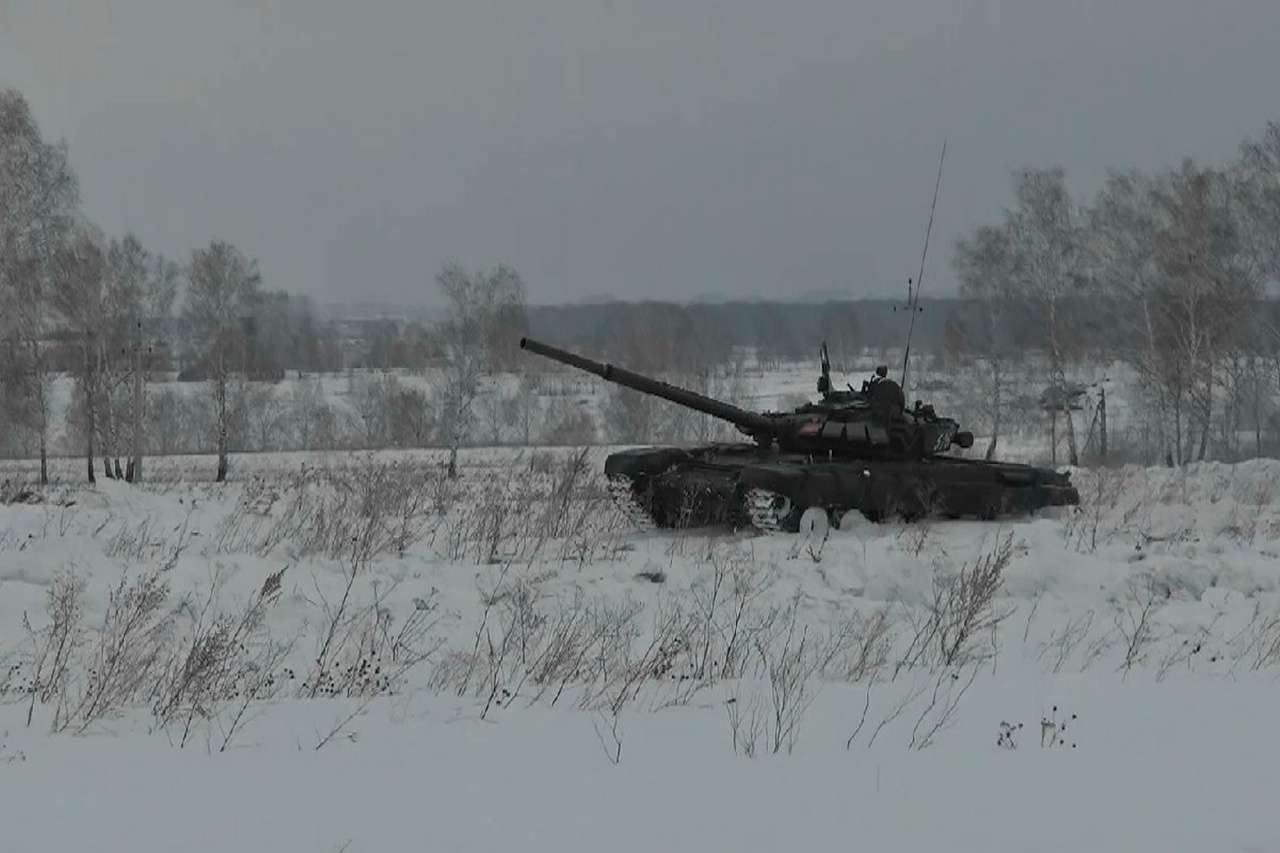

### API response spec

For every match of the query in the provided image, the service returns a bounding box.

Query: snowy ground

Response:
[2,450,1280,851]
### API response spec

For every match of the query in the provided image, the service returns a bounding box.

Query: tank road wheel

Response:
[798,506,830,539]
[834,508,871,531]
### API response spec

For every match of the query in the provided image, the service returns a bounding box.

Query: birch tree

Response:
[1152,162,1259,462]
[1236,121,1280,286]
[1091,162,1261,463]
[183,240,263,482]
[953,224,1021,460]
[48,228,109,483]
[93,234,146,479]
[132,250,179,477]
[435,263,526,477]
[1234,123,1280,452]
[0,87,80,482]
[1006,167,1092,464]
[1089,169,1172,460]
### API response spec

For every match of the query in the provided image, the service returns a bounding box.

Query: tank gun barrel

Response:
[519,337,776,440]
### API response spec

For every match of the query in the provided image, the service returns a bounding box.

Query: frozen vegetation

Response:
[3,448,1280,850]
[5,76,1280,852]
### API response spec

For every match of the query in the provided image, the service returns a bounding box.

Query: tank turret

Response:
[518,336,1077,532]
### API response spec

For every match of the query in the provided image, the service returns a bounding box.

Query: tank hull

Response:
[604,443,1079,532]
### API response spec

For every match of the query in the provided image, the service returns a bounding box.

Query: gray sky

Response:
[1,0,1276,309]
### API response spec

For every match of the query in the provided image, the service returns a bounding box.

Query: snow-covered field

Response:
[3,448,1280,851]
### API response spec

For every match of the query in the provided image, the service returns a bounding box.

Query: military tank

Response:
[519,337,1079,533]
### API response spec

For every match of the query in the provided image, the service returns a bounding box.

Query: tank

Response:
[519,337,1080,532]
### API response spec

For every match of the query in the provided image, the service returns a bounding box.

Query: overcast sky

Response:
[1,0,1276,309]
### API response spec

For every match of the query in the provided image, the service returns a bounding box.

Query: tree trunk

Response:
[1050,410,1057,465]
[130,333,144,482]
[1196,418,1211,462]
[1065,408,1079,466]
[984,304,1002,462]
[214,345,229,483]
[86,400,96,485]
[84,340,97,484]
[1195,368,1213,462]
[1172,392,1183,466]
[99,332,119,478]
[985,359,1001,461]
[1255,369,1263,457]
[1099,387,1108,464]
[30,339,49,486]
[102,399,115,478]
[216,374,229,483]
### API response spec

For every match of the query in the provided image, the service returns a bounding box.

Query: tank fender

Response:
[604,447,694,482]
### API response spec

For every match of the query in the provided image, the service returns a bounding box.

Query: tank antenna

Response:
[900,138,947,394]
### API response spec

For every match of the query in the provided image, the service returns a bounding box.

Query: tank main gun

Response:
[519,337,778,444]
[520,336,976,459]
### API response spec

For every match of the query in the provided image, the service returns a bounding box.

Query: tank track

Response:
[607,474,657,532]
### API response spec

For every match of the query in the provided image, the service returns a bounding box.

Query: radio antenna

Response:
[900,138,947,394]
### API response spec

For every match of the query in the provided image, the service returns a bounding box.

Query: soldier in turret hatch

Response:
[866,365,906,418]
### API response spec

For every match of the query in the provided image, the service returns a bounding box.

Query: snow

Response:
[3,679,1278,852]
[3,450,1280,851]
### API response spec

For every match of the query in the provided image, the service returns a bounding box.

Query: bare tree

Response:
[1089,168,1171,458]
[346,372,392,449]
[134,251,179,473]
[435,263,527,477]
[1005,167,1093,464]
[49,228,110,483]
[1091,162,1262,463]
[146,387,188,456]
[1154,162,1260,462]
[1234,122,1280,454]
[1236,121,1280,286]
[0,87,81,483]
[101,235,179,480]
[242,382,287,452]
[603,384,661,444]
[91,234,150,480]
[953,224,1021,460]
[183,241,263,481]
[288,376,338,450]
[951,168,1091,465]
[503,371,545,446]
